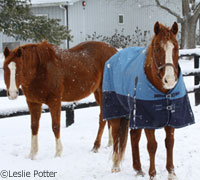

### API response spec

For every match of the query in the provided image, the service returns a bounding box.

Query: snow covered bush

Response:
[85,27,151,48]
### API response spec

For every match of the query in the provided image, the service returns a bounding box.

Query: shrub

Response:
[85,27,151,48]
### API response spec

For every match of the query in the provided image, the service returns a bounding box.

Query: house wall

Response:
[68,0,181,48]
[0,0,182,51]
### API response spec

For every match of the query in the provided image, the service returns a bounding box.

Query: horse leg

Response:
[130,129,144,176]
[145,129,157,179]
[110,119,121,172]
[92,110,106,152]
[92,89,108,152]
[48,101,63,157]
[107,122,113,147]
[110,118,129,173]
[27,101,42,160]
[165,126,177,180]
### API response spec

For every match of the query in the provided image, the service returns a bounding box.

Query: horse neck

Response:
[145,46,168,94]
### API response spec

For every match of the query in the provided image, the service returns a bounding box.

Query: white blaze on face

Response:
[162,41,177,89]
[8,62,18,100]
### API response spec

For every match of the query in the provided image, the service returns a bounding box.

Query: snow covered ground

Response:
[0,57,200,180]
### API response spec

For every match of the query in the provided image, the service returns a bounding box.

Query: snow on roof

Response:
[31,0,80,6]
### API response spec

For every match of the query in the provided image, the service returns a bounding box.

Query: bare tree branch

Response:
[155,0,183,22]
[193,2,200,20]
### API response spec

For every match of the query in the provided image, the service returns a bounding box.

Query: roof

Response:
[31,0,80,6]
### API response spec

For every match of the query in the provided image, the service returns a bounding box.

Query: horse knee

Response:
[130,129,142,143]
[31,124,39,135]
[52,124,60,138]
[165,136,174,149]
[99,119,106,127]
[147,141,157,154]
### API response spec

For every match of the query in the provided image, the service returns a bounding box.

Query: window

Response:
[35,14,48,20]
[119,15,124,24]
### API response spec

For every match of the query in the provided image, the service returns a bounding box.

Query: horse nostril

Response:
[164,79,168,83]
[16,91,19,95]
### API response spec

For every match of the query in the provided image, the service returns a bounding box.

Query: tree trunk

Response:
[180,19,197,49]
[153,0,200,49]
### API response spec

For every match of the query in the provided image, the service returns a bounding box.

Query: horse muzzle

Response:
[7,90,19,100]
[163,75,177,90]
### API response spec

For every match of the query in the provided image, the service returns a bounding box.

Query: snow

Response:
[0,53,200,180]
[0,53,4,69]
[0,105,199,179]
[0,95,95,116]
[179,48,200,56]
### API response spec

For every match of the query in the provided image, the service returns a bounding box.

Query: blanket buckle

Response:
[166,105,175,113]
[166,94,172,98]
[166,105,172,111]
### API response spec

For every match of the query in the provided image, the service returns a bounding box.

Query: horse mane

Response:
[14,41,58,67]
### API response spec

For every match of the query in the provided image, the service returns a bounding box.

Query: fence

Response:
[0,93,97,127]
[0,51,200,126]
[179,50,200,106]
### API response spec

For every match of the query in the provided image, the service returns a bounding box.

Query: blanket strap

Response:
[132,76,138,123]
[154,92,179,98]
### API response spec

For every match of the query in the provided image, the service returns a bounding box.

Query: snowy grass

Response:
[0,105,199,180]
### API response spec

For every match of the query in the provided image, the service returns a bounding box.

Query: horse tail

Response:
[119,117,129,161]
[112,117,129,171]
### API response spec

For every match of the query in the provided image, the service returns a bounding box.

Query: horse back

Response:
[57,41,117,102]
[68,41,117,68]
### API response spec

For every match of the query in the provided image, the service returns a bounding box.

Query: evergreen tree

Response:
[0,0,72,45]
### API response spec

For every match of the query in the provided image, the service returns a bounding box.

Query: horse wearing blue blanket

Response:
[103,22,194,180]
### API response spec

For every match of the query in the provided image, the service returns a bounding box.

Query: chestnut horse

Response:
[3,41,117,159]
[103,22,194,180]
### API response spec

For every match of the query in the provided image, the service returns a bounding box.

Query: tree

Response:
[114,0,200,49]
[0,0,72,45]
[154,0,200,49]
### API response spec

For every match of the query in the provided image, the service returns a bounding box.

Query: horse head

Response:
[3,47,23,100]
[150,21,179,91]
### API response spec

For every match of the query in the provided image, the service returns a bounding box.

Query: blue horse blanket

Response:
[102,47,195,129]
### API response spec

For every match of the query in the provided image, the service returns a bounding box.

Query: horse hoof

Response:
[150,176,157,180]
[107,141,113,147]
[136,170,145,177]
[111,166,120,173]
[168,173,178,180]
[91,146,99,153]
[55,149,62,157]
[29,153,37,160]
[55,152,62,158]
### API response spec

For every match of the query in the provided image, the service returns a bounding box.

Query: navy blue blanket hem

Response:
[103,114,129,121]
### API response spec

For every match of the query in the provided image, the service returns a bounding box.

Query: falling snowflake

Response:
[107,64,111,68]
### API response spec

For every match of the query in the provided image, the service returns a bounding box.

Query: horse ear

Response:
[16,48,22,57]
[154,21,160,35]
[4,47,10,58]
[171,22,178,35]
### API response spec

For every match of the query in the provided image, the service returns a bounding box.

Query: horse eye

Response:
[156,49,160,53]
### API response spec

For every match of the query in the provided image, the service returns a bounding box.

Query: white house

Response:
[0,0,181,51]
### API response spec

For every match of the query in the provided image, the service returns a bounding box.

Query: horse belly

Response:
[62,79,99,102]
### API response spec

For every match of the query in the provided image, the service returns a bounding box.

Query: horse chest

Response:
[22,84,52,104]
